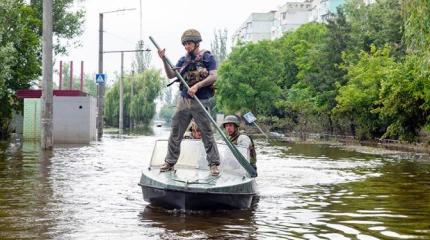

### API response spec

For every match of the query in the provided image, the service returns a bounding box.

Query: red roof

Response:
[16,89,88,99]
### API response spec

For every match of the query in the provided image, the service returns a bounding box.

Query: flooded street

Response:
[1,127,430,239]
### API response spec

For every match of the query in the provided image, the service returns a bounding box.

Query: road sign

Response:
[96,73,106,84]
[243,112,257,124]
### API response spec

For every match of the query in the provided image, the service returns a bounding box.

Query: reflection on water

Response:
[1,129,430,239]
[139,198,259,239]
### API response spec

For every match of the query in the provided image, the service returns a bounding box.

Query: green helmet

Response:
[181,29,202,45]
[222,115,240,128]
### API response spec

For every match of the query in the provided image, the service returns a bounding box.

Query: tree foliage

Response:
[104,69,165,129]
[214,0,430,142]
[0,0,85,139]
[378,55,429,141]
[211,29,228,65]
[216,40,282,115]
[29,0,85,55]
[159,104,175,125]
[0,0,40,138]
[334,45,400,139]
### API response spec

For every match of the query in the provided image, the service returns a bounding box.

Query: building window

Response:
[282,12,286,20]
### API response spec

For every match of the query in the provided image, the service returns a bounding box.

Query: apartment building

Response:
[232,0,356,44]
[272,0,313,39]
[232,11,276,45]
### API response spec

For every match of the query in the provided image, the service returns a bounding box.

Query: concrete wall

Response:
[23,99,41,140]
[53,96,97,143]
[22,96,97,143]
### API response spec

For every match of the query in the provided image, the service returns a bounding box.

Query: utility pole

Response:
[130,70,134,130]
[41,0,53,150]
[119,51,124,134]
[139,0,143,41]
[97,13,104,139]
[97,8,136,139]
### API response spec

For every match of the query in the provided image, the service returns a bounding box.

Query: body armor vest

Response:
[179,50,210,91]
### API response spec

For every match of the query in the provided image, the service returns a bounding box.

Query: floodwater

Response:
[1,127,430,240]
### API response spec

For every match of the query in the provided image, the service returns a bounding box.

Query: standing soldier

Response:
[222,115,257,174]
[157,29,220,176]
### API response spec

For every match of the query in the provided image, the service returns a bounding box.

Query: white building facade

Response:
[232,0,359,45]
[272,0,313,39]
[232,11,276,45]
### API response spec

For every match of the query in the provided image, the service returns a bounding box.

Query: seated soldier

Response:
[184,120,202,139]
[222,115,257,173]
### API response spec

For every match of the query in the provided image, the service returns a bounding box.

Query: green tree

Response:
[159,104,175,125]
[104,69,165,129]
[401,0,430,57]
[342,0,404,60]
[0,0,85,139]
[334,45,400,139]
[378,55,429,141]
[211,29,228,65]
[216,40,282,115]
[401,0,430,119]
[29,0,85,55]
[0,0,40,139]
[275,23,334,132]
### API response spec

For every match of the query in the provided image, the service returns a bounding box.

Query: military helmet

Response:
[222,115,240,128]
[181,29,202,45]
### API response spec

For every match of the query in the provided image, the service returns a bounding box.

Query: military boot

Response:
[160,162,174,172]
[210,164,220,176]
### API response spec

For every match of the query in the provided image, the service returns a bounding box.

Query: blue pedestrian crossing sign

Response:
[96,73,106,84]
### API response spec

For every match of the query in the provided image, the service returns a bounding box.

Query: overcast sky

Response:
[63,0,287,84]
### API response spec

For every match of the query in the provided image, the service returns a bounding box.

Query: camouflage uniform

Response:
[222,115,257,172]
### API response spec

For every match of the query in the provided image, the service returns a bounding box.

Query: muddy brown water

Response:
[1,127,429,239]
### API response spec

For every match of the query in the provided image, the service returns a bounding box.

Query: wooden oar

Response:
[149,36,257,178]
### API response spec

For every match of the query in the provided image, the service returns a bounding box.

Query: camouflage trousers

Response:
[165,96,220,166]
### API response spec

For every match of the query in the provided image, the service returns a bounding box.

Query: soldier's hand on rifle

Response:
[158,48,166,59]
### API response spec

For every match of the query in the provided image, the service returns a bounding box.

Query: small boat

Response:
[139,139,257,210]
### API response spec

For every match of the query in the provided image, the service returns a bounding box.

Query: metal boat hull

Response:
[140,185,254,210]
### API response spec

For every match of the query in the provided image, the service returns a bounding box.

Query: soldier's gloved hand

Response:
[158,48,166,59]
